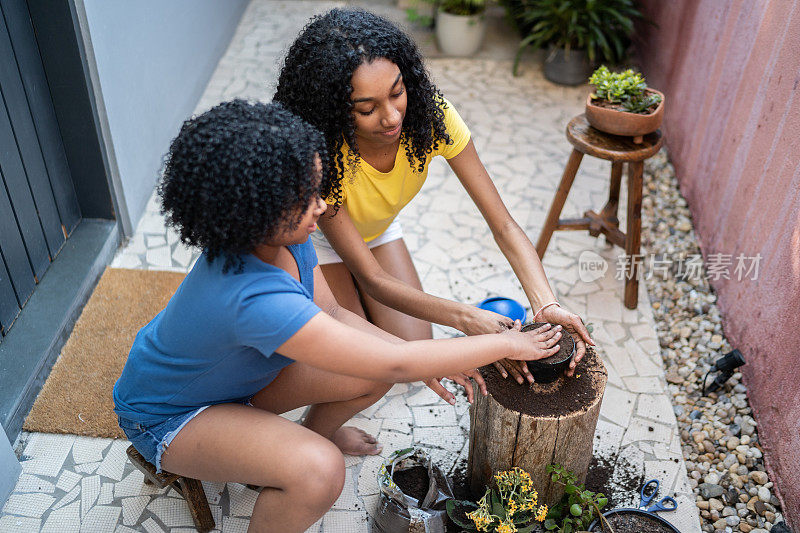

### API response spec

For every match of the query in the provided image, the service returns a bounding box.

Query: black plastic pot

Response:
[521,322,575,383]
[543,46,592,86]
[588,508,680,533]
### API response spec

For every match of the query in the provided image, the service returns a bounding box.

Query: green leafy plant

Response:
[543,464,613,533]
[511,0,645,75]
[588,65,662,114]
[406,0,487,25]
[447,468,548,532]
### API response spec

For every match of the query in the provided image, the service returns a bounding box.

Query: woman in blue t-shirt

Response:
[113,100,563,532]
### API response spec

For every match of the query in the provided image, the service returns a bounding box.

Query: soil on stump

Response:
[479,346,605,417]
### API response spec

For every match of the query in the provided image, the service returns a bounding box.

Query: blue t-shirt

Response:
[113,239,321,425]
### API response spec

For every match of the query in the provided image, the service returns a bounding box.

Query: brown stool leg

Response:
[600,162,624,245]
[536,149,584,258]
[174,477,215,533]
[624,161,644,309]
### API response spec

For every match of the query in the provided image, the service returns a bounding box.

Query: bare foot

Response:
[332,426,382,456]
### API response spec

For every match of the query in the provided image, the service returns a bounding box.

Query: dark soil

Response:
[479,346,606,417]
[589,89,660,115]
[446,503,472,533]
[521,322,575,365]
[393,466,429,503]
[446,461,479,533]
[597,511,676,533]
[585,452,645,510]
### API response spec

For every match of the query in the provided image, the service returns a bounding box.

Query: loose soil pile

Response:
[480,347,606,417]
[585,454,644,509]
[393,466,430,503]
[599,511,676,533]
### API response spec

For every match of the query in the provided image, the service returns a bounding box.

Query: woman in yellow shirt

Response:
[274,8,594,401]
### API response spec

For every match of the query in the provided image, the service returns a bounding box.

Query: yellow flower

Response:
[497,522,517,533]
[535,504,549,522]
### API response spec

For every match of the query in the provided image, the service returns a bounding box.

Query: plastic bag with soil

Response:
[373,447,454,533]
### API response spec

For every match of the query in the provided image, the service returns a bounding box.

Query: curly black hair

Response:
[274,8,451,211]
[158,99,328,272]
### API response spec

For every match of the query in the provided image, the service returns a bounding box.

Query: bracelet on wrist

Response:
[533,301,560,322]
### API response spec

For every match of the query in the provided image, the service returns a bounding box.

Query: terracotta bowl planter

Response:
[585,89,664,144]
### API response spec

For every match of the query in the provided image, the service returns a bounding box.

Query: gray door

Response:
[0,0,80,336]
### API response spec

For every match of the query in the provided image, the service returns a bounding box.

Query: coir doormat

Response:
[23,268,185,439]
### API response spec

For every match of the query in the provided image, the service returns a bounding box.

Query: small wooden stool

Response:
[126,445,215,532]
[536,114,663,309]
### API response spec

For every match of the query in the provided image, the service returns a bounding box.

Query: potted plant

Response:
[447,467,549,532]
[585,66,664,143]
[407,0,489,56]
[510,0,645,85]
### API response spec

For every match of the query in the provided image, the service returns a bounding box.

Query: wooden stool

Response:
[536,114,663,309]
[126,445,215,532]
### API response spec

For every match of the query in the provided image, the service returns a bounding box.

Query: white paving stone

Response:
[2,492,56,517]
[331,469,361,511]
[80,475,101,518]
[52,485,80,510]
[599,384,636,427]
[12,474,55,494]
[323,509,369,532]
[114,469,145,499]
[121,495,149,526]
[373,397,412,419]
[79,505,121,532]
[411,405,458,427]
[147,494,196,527]
[142,516,166,533]
[95,439,128,481]
[221,516,250,533]
[55,470,82,492]
[19,433,75,477]
[0,515,41,532]
[228,483,259,518]
[40,500,80,533]
[621,417,673,447]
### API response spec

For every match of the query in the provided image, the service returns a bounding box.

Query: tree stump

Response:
[467,348,608,506]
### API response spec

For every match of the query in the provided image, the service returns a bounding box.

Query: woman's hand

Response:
[540,306,594,377]
[506,323,563,362]
[458,306,514,336]
[424,368,488,405]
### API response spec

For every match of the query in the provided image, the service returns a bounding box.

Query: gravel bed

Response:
[641,151,788,533]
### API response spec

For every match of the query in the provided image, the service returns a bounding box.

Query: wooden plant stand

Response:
[126,445,215,532]
[467,352,608,506]
[535,114,663,309]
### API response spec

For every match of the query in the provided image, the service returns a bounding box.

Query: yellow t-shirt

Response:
[333,99,471,242]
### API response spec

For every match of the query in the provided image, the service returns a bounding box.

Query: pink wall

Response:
[636,0,800,527]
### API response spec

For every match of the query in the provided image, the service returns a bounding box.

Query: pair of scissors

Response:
[639,479,678,513]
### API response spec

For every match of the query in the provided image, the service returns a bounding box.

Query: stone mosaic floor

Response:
[3,1,701,531]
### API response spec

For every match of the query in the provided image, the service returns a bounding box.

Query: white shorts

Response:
[310,218,404,265]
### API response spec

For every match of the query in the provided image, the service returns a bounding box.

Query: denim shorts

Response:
[118,406,209,473]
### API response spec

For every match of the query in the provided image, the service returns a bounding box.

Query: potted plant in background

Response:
[407,0,489,56]
[509,0,645,85]
[585,65,664,143]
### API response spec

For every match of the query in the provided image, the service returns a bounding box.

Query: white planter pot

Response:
[435,9,486,57]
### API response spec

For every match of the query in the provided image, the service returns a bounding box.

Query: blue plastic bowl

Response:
[477,297,527,323]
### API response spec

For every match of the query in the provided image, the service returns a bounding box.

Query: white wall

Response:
[81,0,248,234]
